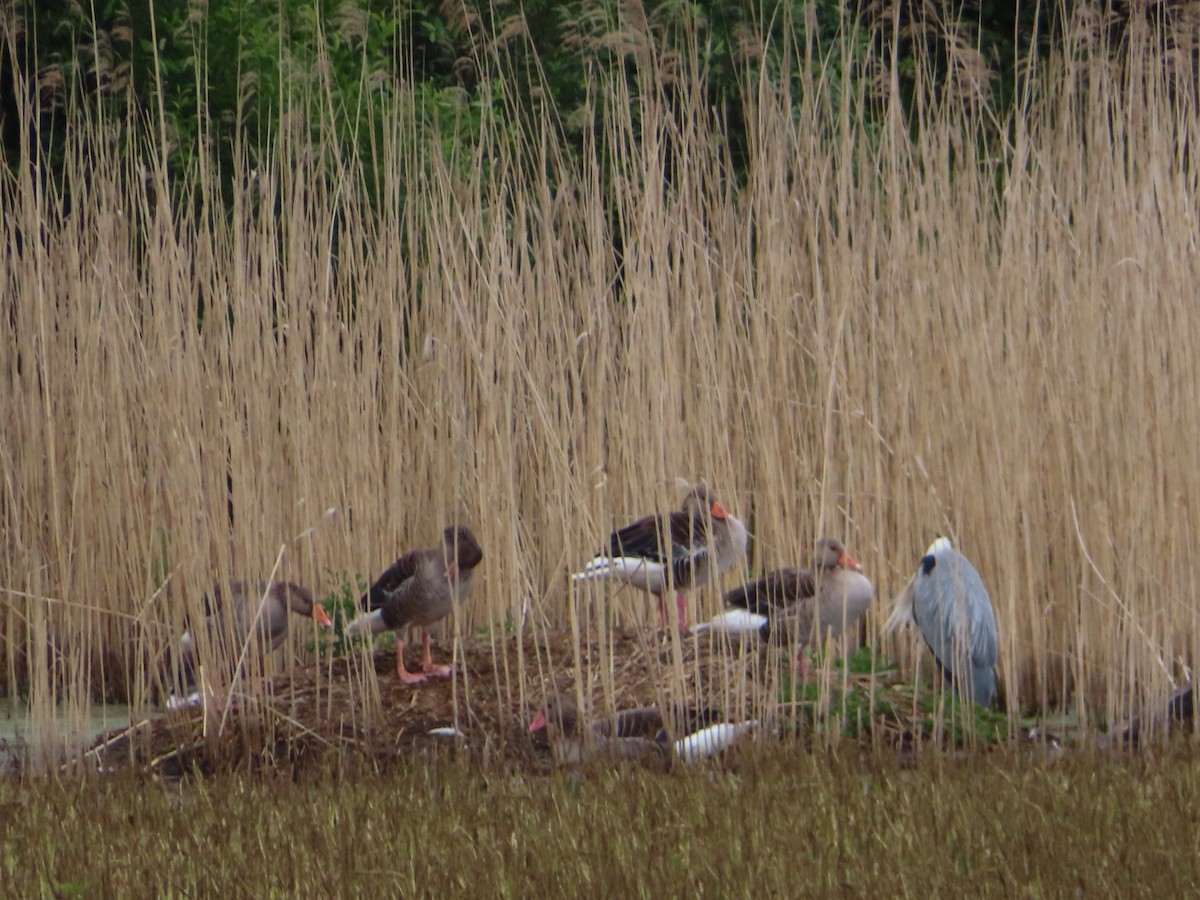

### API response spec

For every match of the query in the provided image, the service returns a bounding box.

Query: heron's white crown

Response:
[926,536,953,556]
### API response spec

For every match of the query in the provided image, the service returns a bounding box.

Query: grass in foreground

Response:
[1,748,1198,895]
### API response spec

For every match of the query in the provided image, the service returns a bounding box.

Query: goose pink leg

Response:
[421,631,454,678]
[395,639,428,685]
[792,651,811,682]
[656,595,690,633]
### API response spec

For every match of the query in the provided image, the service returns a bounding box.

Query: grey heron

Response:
[886,537,998,707]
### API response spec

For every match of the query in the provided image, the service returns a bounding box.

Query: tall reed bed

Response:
[2,10,1198,759]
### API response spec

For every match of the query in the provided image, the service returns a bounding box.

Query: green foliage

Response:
[5,0,1092,210]
[149,529,171,592]
[782,677,890,736]
[318,570,369,634]
[6,0,486,205]
[780,647,1009,745]
[835,643,892,676]
[916,688,1012,745]
[475,612,516,637]
[306,571,393,656]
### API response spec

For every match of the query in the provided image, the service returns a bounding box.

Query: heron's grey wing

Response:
[965,565,999,706]
[967,589,998,667]
[911,566,954,673]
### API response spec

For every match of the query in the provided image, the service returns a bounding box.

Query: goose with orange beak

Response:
[529,693,759,766]
[345,525,483,685]
[572,484,748,632]
[164,580,334,707]
[695,537,874,679]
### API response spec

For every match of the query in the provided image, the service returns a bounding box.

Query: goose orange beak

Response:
[839,552,863,572]
[529,711,548,733]
[313,604,334,628]
[710,500,729,519]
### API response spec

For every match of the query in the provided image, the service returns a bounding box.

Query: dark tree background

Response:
[0,1,1183,206]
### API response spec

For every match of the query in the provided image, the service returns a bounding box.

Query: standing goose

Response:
[885,537,998,707]
[165,580,333,705]
[695,537,874,678]
[344,525,483,685]
[572,484,748,632]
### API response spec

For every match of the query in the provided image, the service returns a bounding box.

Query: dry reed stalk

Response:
[2,15,1198,760]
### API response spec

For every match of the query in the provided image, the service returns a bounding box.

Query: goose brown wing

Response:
[604,707,667,740]
[723,567,814,615]
[360,549,426,611]
[200,581,245,619]
[605,513,672,564]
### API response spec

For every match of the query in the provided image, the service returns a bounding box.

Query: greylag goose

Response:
[695,537,874,678]
[344,525,483,685]
[165,580,333,705]
[572,484,748,631]
[528,693,670,767]
[885,537,998,707]
[528,693,759,766]
[1121,681,1194,747]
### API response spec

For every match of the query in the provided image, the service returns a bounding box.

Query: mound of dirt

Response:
[79,628,954,777]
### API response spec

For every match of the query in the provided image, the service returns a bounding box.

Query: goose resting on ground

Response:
[344,525,483,685]
[885,537,998,707]
[572,483,748,632]
[528,693,671,767]
[528,693,757,767]
[1120,681,1194,747]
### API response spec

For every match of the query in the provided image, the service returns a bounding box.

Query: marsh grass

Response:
[3,750,1200,894]
[3,8,1200,765]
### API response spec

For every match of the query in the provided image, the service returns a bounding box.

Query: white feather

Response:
[690,609,768,638]
[428,726,465,738]
[884,580,916,634]
[166,692,202,711]
[927,536,953,556]
[343,608,390,639]
[884,538,951,635]
[571,556,668,594]
[674,721,759,763]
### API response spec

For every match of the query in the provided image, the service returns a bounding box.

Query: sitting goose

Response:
[529,693,671,767]
[693,537,874,678]
[344,525,483,685]
[528,693,758,767]
[572,483,748,632]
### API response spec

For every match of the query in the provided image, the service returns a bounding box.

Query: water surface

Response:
[0,699,141,772]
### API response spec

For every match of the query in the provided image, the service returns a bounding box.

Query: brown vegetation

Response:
[3,18,1199,764]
